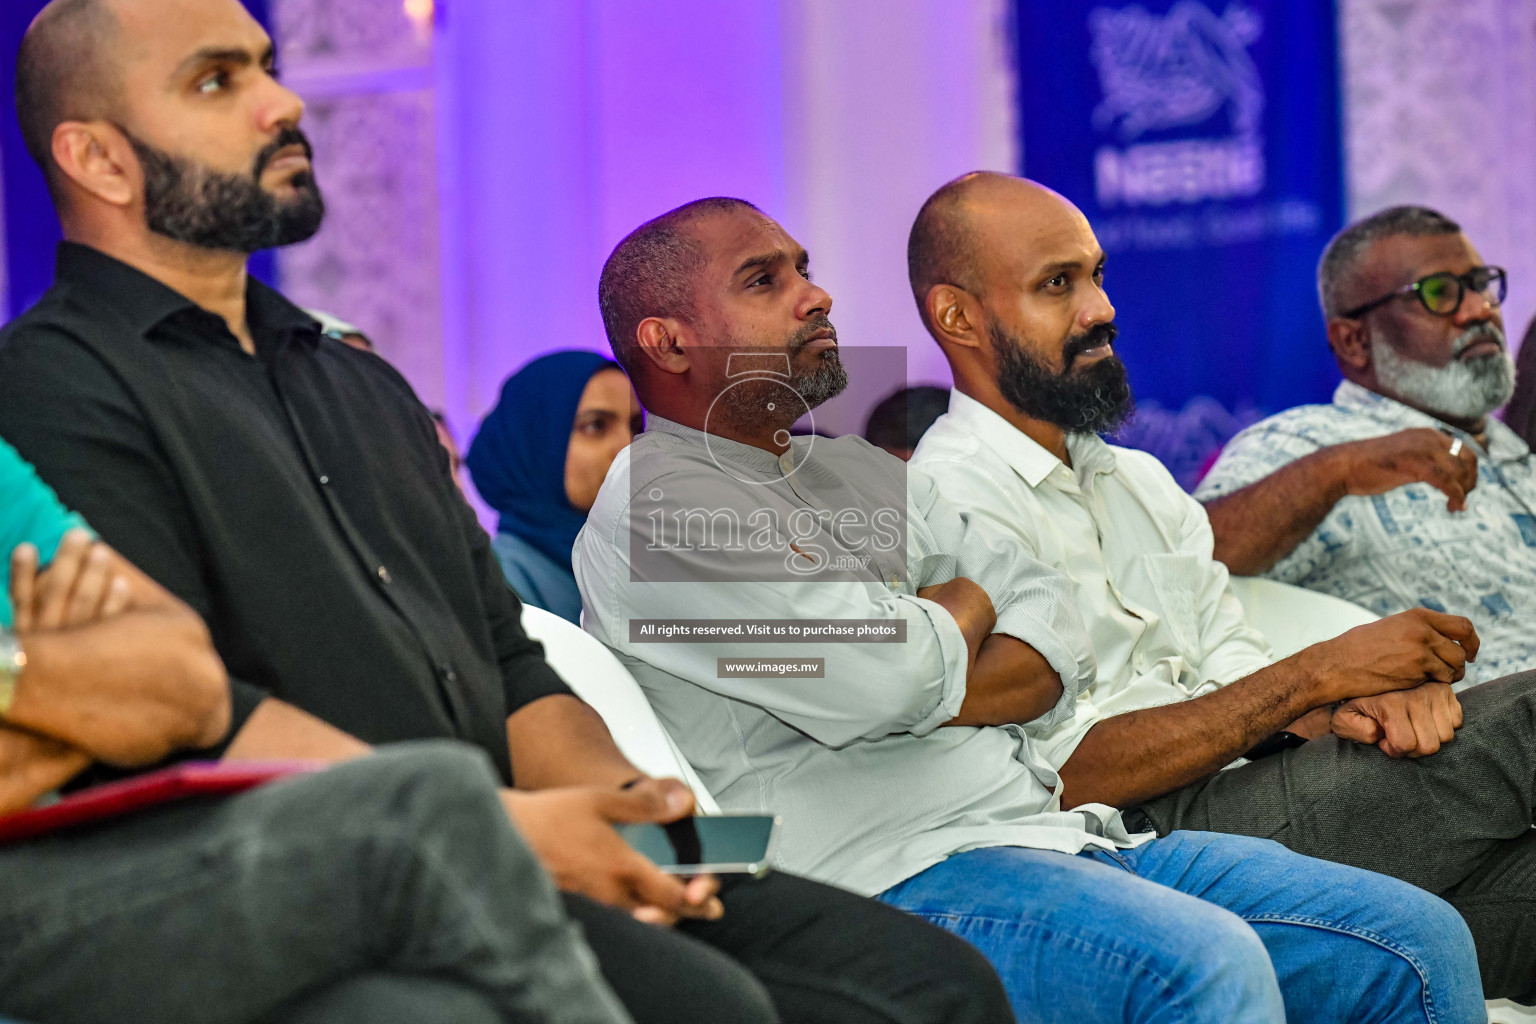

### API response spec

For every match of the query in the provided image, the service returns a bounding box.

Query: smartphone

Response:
[617,814,780,877]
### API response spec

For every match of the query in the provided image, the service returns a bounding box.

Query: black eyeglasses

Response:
[1342,265,1507,320]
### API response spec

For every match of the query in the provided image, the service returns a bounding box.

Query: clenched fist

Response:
[1332,682,1463,758]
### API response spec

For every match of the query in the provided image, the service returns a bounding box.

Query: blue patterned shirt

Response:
[1195,381,1536,682]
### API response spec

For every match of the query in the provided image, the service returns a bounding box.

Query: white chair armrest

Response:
[1227,576,1378,660]
[521,605,720,813]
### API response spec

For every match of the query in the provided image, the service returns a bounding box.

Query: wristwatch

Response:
[0,630,26,717]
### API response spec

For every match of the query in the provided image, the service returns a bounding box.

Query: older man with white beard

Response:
[1197,206,1536,680]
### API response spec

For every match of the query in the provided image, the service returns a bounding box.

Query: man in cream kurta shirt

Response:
[572,192,1489,1022]
[905,170,1536,1001]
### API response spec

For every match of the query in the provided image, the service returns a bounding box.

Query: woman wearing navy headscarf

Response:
[467,351,643,623]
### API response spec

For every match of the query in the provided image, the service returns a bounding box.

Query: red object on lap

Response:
[0,761,321,844]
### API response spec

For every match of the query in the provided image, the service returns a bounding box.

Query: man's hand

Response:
[1293,608,1478,704]
[500,778,723,926]
[1,534,229,769]
[1333,428,1479,511]
[1332,682,1463,757]
[11,531,131,632]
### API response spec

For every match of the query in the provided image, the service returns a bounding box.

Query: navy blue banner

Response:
[1015,0,1343,426]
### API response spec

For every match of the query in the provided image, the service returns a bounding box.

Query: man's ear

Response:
[926,284,984,349]
[52,120,135,208]
[1326,316,1371,372]
[635,317,691,376]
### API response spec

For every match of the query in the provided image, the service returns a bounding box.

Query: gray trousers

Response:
[1136,670,1536,1003]
[0,742,633,1024]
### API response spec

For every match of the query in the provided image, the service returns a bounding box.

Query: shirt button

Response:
[319,475,330,485]
[377,566,392,584]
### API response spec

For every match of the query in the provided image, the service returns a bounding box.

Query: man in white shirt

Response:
[1195,205,1536,681]
[573,195,1487,1023]
[906,171,1536,1003]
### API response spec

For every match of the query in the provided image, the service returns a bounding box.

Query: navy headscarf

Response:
[466,351,621,572]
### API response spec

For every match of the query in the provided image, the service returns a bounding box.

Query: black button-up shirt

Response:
[0,243,571,783]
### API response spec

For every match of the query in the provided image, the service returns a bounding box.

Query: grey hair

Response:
[1317,205,1461,319]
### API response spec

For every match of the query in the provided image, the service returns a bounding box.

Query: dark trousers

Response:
[1135,670,1536,1003]
[0,742,1011,1024]
[272,886,1016,1024]
[569,871,1013,1024]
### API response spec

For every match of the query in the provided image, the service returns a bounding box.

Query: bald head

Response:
[908,172,1082,334]
[908,172,1126,435]
[15,0,122,186]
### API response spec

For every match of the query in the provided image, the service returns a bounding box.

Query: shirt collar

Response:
[646,414,812,477]
[54,241,322,347]
[1332,379,1531,464]
[944,389,1117,487]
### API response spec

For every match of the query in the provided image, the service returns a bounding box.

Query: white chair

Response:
[1226,575,1378,657]
[521,604,720,813]
[1229,578,1535,1023]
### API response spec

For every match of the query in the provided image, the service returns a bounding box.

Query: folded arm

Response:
[0,535,233,810]
[946,633,1064,727]
[7,537,229,765]
[920,477,1091,730]
[576,463,991,746]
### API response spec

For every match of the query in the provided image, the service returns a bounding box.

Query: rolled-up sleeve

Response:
[575,465,969,748]
[910,472,1096,730]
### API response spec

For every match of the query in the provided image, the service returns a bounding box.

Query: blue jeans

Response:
[879,831,1484,1024]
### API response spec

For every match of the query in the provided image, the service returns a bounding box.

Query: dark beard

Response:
[121,125,325,252]
[992,320,1134,434]
[787,316,848,408]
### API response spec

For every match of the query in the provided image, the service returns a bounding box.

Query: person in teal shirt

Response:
[0,436,90,628]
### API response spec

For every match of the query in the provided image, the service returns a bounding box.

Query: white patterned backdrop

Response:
[1340,0,1536,349]
[269,0,445,411]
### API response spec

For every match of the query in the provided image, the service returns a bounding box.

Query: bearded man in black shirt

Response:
[0,2,1012,1023]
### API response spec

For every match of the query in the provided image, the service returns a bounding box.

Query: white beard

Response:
[1371,333,1516,421]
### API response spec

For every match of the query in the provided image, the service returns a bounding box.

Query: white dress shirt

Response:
[912,390,1275,771]
[574,415,1145,898]
[1197,380,1536,681]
